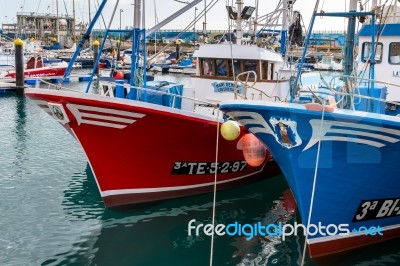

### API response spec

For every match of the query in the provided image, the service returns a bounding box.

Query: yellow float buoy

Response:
[220,120,241,141]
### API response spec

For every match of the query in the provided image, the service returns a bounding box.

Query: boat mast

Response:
[72,0,76,43]
[203,0,207,37]
[281,0,288,56]
[154,0,157,55]
[341,0,358,109]
[343,0,357,80]
[146,0,202,37]
[56,0,59,42]
[290,0,375,103]
[88,0,92,45]
[62,0,109,79]
[253,0,259,32]
[142,0,145,29]
[134,0,141,28]
[235,0,244,45]
[130,0,142,89]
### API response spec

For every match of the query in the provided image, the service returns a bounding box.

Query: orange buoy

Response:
[305,103,335,112]
[113,71,124,79]
[241,133,266,167]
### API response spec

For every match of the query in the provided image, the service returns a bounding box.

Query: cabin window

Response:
[261,61,275,80]
[243,60,257,79]
[216,59,228,77]
[389,42,400,64]
[361,42,383,63]
[201,59,214,76]
[229,60,242,78]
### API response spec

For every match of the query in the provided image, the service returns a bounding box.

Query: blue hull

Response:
[220,101,400,256]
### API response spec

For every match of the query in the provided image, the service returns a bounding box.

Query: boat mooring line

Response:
[209,108,221,266]
[301,102,326,266]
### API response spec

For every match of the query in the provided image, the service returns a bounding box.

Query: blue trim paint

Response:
[220,101,400,242]
[280,30,287,56]
[359,23,400,36]
[63,0,108,80]
[85,28,111,93]
[371,15,376,90]
[291,13,316,101]
[115,80,125,98]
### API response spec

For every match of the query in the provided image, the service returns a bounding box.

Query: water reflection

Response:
[62,164,104,219]
[55,162,400,266]
[14,96,27,165]
[55,165,303,265]
[2,78,399,266]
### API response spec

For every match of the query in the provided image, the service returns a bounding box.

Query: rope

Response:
[300,102,326,266]
[35,78,82,92]
[209,108,221,266]
[62,0,69,17]
[134,69,144,87]
[147,0,219,64]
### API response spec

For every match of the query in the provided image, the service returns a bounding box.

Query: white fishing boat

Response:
[313,55,342,71]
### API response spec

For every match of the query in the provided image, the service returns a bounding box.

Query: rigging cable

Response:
[147,0,219,64]
[300,102,326,266]
[62,0,69,17]
[209,109,221,266]
[299,3,321,263]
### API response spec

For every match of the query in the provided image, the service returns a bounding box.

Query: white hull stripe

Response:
[332,120,400,136]
[99,165,266,197]
[81,120,127,129]
[67,103,145,129]
[227,111,275,135]
[25,87,224,123]
[307,224,400,245]
[79,112,137,124]
[225,111,400,150]
[305,119,400,150]
[321,136,385,148]
[328,129,400,143]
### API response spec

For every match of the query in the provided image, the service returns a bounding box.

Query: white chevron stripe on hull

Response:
[305,119,400,150]
[66,103,146,129]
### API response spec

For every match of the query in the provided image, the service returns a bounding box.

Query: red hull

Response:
[26,89,280,207]
[308,225,400,258]
[5,67,67,78]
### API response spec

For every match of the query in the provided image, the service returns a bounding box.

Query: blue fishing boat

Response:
[219,0,400,258]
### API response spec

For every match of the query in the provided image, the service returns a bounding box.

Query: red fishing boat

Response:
[24,0,286,207]
[1,56,67,79]
[26,88,280,207]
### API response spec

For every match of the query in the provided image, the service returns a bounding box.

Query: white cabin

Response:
[357,5,400,101]
[191,43,290,105]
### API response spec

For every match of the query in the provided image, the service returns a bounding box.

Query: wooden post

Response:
[93,40,100,76]
[14,38,24,95]
[116,39,121,62]
[175,40,181,60]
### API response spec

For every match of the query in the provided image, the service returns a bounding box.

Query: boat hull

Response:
[5,67,67,78]
[25,89,280,207]
[220,101,400,257]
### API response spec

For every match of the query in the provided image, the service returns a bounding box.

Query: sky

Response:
[0,0,372,32]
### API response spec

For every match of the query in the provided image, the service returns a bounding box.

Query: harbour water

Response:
[1,73,400,265]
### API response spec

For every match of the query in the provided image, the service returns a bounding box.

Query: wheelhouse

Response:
[193,44,284,82]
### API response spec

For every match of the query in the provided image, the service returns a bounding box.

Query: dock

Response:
[0,81,17,93]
